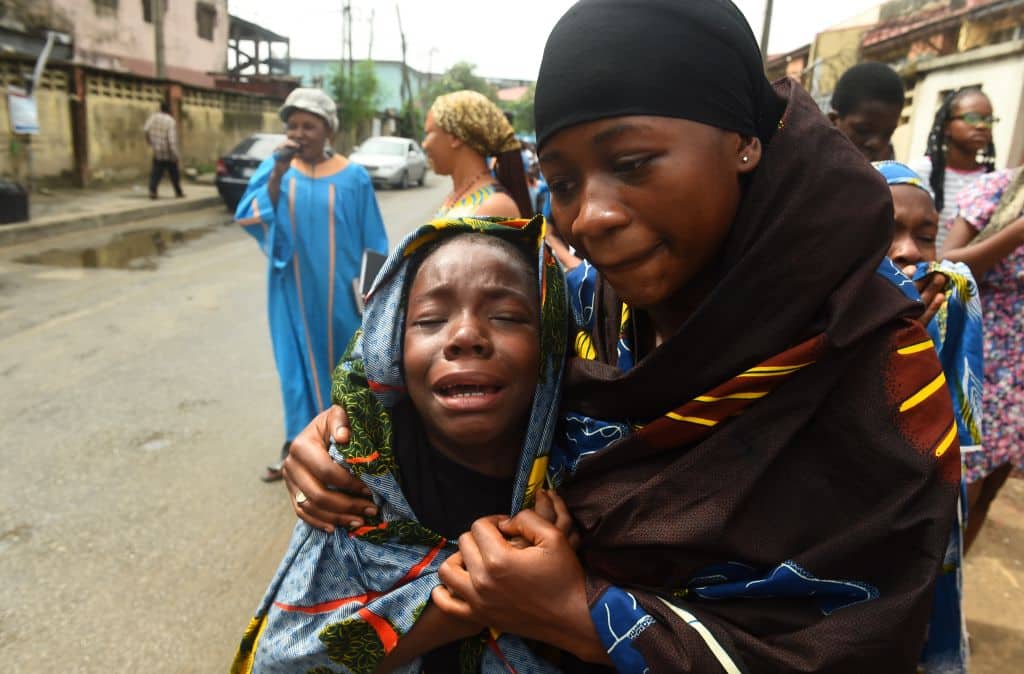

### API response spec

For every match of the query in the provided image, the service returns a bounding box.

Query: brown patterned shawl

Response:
[560,79,959,673]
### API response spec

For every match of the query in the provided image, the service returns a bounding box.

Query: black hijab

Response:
[535,0,784,148]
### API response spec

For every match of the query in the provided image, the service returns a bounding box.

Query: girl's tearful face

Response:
[403,237,540,472]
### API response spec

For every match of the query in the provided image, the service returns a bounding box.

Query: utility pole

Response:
[760,0,774,61]
[153,0,166,78]
[339,0,348,102]
[367,8,375,60]
[396,4,411,110]
[345,1,354,89]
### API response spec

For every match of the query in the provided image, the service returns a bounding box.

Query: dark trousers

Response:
[149,159,183,196]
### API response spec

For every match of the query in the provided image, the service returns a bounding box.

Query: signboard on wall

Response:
[7,86,40,135]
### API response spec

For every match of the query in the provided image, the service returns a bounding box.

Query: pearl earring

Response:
[741,155,750,163]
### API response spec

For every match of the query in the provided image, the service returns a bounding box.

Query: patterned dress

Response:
[957,169,1024,477]
[434,184,502,218]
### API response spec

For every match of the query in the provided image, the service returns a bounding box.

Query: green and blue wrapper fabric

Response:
[232,214,568,674]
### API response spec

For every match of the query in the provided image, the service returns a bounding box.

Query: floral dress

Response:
[957,168,1024,478]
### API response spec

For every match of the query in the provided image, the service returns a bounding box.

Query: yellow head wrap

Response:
[430,90,520,157]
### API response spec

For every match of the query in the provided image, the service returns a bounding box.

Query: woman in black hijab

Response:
[283,1,958,671]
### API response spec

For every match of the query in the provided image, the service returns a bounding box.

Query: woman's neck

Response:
[450,158,492,195]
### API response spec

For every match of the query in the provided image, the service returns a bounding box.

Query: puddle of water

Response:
[16,226,213,270]
[139,433,171,452]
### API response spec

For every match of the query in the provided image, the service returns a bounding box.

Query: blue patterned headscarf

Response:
[873,160,935,200]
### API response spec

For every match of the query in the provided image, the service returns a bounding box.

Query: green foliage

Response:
[502,83,536,135]
[397,100,423,141]
[422,62,498,106]
[329,60,380,134]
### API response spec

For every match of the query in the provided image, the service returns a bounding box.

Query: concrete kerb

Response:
[0,195,225,247]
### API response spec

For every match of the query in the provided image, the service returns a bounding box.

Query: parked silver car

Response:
[350,136,428,189]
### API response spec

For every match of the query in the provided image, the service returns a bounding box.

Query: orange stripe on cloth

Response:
[486,634,519,674]
[397,539,446,585]
[640,334,825,451]
[272,540,447,617]
[368,379,406,393]
[358,607,400,653]
[274,591,380,614]
[349,521,389,537]
[344,451,380,464]
[327,183,336,373]
[289,177,324,411]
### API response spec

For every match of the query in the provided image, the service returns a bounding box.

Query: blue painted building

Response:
[290,58,429,114]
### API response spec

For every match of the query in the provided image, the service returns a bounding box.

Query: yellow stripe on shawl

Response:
[896,340,935,356]
[695,392,769,402]
[899,372,946,413]
[737,363,812,377]
[666,412,719,427]
[934,423,958,458]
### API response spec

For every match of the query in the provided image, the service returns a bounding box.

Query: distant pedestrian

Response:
[143,102,185,199]
[828,62,905,162]
[422,90,531,219]
[911,87,996,249]
[234,87,388,483]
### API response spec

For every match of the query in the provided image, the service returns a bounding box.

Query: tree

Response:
[421,62,498,106]
[329,60,379,141]
[502,83,535,135]
[396,100,423,142]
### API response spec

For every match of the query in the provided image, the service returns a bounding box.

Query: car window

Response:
[359,139,405,156]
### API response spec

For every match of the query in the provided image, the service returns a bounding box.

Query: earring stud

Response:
[741,155,749,163]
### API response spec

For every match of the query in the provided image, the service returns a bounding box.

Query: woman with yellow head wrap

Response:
[422,90,533,219]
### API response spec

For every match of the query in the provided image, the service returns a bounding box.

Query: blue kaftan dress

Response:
[235,155,388,440]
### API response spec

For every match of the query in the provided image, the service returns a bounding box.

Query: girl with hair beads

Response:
[911,87,997,249]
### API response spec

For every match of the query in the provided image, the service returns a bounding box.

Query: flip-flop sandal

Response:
[260,460,285,482]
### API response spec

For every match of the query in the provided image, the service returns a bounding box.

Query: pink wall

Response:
[53,0,228,86]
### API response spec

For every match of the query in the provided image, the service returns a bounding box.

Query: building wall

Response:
[51,0,228,86]
[179,88,280,168]
[85,71,165,181]
[808,26,871,102]
[0,60,74,183]
[290,59,428,112]
[0,56,285,184]
[903,41,1024,167]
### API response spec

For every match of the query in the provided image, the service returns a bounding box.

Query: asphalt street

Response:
[0,176,447,672]
[0,172,1021,672]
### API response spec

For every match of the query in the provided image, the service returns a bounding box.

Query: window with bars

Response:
[142,0,168,24]
[196,2,216,41]
[93,0,119,17]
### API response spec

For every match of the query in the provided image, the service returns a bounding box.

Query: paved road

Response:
[1,173,1021,672]
[0,178,446,672]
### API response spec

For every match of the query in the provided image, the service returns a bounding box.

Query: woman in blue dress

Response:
[235,88,388,481]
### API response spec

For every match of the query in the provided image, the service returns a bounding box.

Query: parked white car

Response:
[350,136,428,189]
